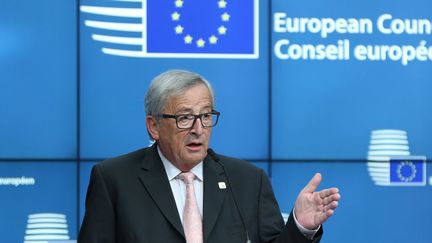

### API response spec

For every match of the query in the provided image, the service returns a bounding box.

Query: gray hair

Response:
[145,70,215,116]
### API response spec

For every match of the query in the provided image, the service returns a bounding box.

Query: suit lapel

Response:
[138,145,185,238]
[203,155,227,241]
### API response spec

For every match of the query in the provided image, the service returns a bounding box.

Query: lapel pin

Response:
[218,182,226,189]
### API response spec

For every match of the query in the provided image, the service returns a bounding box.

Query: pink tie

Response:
[179,172,203,243]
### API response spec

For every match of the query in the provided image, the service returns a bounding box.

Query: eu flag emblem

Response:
[389,156,426,186]
[81,0,259,58]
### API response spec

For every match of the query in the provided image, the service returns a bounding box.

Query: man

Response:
[78,70,340,243]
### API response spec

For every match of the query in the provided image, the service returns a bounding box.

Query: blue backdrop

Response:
[1,0,431,242]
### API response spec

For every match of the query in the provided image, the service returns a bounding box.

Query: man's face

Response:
[150,84,213,170]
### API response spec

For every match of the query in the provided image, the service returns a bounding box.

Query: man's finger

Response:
[324,201,339,211]
[323,193,341,205]
[324,209,334,218]
[302,173,322,193]
[319,187,339,199]
[317,209,334,225]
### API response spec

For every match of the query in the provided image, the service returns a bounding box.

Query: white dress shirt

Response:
[158,147,203,222]
[157,147,318,238]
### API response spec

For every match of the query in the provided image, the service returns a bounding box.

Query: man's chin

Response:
[184,152,207,163]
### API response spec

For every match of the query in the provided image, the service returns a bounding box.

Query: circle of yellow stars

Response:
[171,0,229,48]
[397,161,417,182]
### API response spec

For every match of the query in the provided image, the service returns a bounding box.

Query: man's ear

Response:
[146,115,159,140]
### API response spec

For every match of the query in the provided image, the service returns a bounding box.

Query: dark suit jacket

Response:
[78,145,323,243]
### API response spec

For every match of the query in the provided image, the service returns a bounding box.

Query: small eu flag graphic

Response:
[80,0,259,58]
[389,156,426,186]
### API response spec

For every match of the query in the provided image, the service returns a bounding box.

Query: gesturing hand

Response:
[294,173,340,230]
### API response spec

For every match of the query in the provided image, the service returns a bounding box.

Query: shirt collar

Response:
[157,146,203,182]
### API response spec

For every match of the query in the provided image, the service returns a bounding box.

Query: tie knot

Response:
[179,172,195,184]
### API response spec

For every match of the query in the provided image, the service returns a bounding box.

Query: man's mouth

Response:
[186,142,203,149]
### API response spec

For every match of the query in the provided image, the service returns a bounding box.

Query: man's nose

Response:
[190,117,204,134]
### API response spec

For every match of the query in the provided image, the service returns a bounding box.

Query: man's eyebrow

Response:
[175,106,213,114]
[175,108,194,114]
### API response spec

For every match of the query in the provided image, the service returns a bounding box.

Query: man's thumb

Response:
[302,173,322,193]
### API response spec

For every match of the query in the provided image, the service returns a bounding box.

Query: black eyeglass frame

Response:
[156,110,220,129]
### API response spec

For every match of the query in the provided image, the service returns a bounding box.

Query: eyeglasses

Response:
[157,110,220,129]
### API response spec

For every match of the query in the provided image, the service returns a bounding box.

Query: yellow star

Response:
[174,0,184,7]
[209,35,218,44]
[171,12,180,21]
[218,0,227,8]
[218,26,227,35]
[196,38,205,47]
[221,12,230,21]
[184,35,193,44]
[174,25,184,34]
